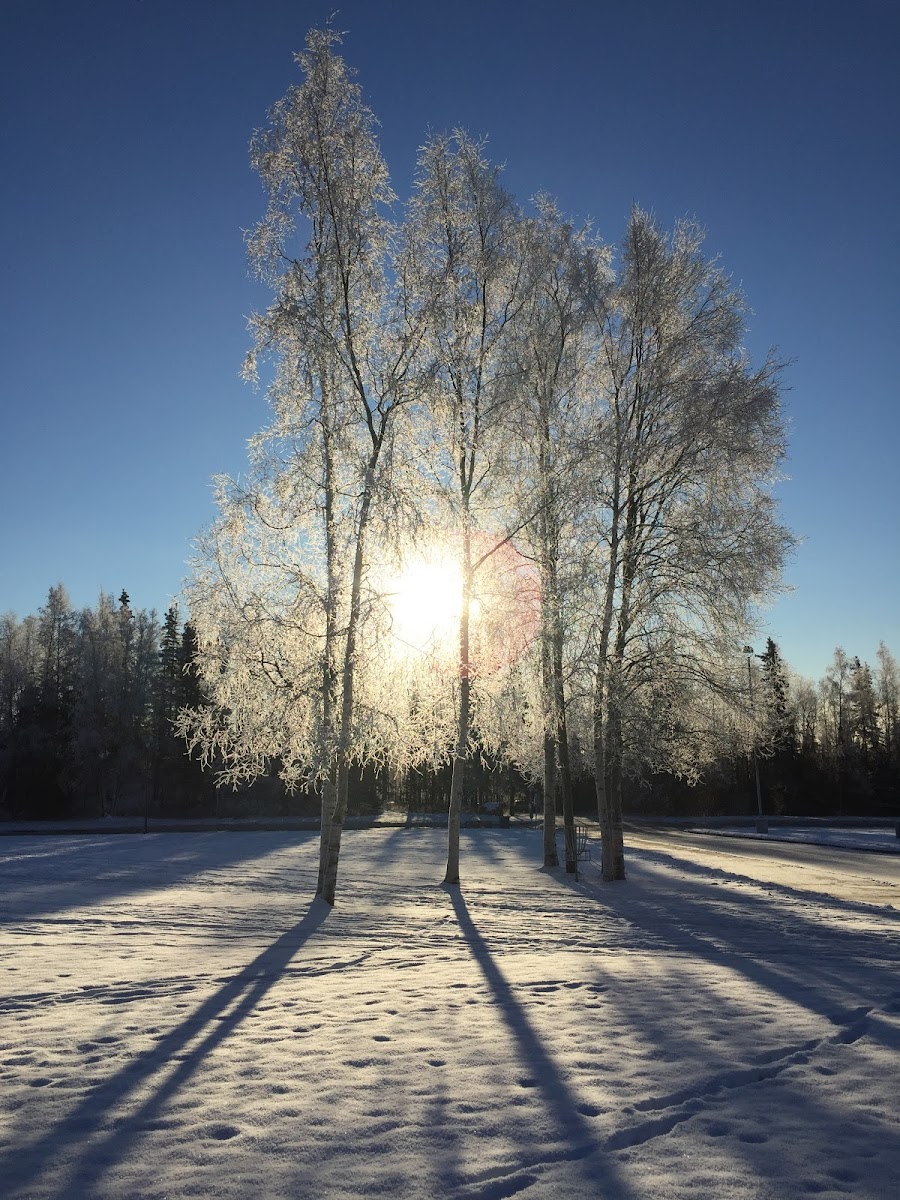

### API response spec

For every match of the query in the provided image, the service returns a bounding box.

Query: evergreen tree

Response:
[849,658,880,759]
[759,639,797,755]
[758,638,798,811]
[151,604,182,813]
[14,585,78,816]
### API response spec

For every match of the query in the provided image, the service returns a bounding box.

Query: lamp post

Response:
[743,646,766,830]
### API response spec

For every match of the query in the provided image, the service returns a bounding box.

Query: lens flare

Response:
[385,536,538,671]
[388,554,473,652]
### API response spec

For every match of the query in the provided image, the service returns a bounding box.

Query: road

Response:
[624,825,900,907]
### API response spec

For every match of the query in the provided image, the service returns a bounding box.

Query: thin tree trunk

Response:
[535,419,565,870]
[556,671,576,873]
[603,670,627,881]
[594,477,620,878]
[549,571,576,873]
[317,393,339,895]
[317,774,335,893]
[444,526,472,886]
[319,462,378,905]
[601,516,635,883]
[541,635,559,867]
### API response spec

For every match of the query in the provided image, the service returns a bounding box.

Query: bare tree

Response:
[404,132,529,885]
[512,199,610,869]
[587,209,792,879]
[182,29,424,904]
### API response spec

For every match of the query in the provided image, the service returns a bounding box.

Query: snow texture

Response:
[1,827,898,1199]
[696,825,899,854]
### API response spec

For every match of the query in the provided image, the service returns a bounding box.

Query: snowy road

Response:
[1,827,898,1199]
[626,826,900,906]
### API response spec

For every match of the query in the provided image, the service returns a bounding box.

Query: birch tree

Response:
[588,209,792,880]
[182,29,423,903]
[512,200,610,869]
[404,132,529,885]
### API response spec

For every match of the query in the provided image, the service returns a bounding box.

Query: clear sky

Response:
[2,0,898,681]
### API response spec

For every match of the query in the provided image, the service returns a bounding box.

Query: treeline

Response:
[635,638,900,818]
[0,584,510,821]
[0,585,214,820]
[1,587,896,821]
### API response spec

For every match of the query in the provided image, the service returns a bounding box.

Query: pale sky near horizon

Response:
[1,0,898,681]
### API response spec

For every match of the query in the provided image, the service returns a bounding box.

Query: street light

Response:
[743,646,765,829]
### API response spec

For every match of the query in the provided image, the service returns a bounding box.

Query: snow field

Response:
[1,828,898,1199]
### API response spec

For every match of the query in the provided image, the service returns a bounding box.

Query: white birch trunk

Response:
[444,527,472,886]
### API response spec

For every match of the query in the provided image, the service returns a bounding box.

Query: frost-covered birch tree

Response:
[404,132,530,886]
[511,200,610,870]
[587,209,792,880]
[181,29,424,904]
[176,29,798,889]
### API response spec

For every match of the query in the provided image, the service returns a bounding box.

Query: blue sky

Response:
[1,0,898,680]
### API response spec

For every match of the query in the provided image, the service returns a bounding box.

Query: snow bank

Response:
[693,825,899,854]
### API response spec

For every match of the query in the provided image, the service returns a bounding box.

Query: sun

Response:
[388,553,473,652]
[384,535,539,668]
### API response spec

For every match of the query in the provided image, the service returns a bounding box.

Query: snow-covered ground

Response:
[691,825,900,854]
[1,827,898,1199]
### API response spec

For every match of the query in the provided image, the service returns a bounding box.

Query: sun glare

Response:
[388,555,473,652]
[386,536,539,668]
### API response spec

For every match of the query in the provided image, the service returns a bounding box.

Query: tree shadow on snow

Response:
[1,898,331,1200]
[444,884,637,1199]
[563,853,900,1046]
[550,856,900,1191]
[0,830,322,922]
[629,836,898,921]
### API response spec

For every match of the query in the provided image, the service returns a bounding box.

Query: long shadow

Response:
[0,830,320,923]
[644,827,900,869]
[549,866,900,1189]
[2,899,331,1200]
[446,885,635,1199]
[564,858,900,1044]
[449,836,900,1192]
[630,841,898,920]
[626,853,900,966]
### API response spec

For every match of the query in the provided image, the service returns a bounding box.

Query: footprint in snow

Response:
[206,1124,240,1141]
